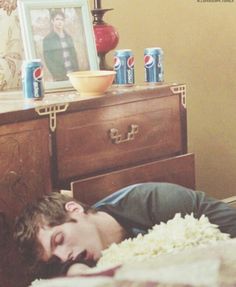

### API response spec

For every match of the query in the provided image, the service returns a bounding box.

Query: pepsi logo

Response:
[114,57,121,70]
[144,55,154,68]
[127,56,134,69]
[33,67,43,81]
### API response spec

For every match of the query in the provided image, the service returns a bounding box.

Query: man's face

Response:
[37,204,104,265]
[51,14,65,32]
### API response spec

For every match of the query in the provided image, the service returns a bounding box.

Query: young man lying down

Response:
[14,182,236,279]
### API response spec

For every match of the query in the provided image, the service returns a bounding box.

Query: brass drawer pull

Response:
[109,124,139,144]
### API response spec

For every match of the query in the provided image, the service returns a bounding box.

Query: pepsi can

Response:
[114,49,135,85]
[144,47,164,83]
[22,59,44,100]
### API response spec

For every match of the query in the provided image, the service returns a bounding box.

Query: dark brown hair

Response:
[14,192,95,273]
[50,9,65,21]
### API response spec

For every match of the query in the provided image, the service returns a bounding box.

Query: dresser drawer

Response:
[55,94,185,183]
[71,153,195,205]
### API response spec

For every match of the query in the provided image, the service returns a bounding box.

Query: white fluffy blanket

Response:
[30,213,232,287]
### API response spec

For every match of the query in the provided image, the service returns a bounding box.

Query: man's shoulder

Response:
[94,182,191,207]
[43,31,58,42]
[125,182,193,195]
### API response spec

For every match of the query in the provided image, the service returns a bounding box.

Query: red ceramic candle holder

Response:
[91,8,119,70]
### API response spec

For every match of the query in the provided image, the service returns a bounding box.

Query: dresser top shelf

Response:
[0,83,185,125]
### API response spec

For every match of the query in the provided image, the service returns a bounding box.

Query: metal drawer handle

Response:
[109,124,139,144]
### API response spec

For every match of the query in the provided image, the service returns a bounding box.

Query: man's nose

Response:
[54,247,71,262]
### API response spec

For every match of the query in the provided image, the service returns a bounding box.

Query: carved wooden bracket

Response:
[35,103,69,132]
[170,84,186,108]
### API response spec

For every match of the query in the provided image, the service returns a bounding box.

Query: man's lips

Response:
[85,251,94,261]
[74,250,87,261]
[73,250,96,267]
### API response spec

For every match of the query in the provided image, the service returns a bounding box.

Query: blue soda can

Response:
[114,49,135,85]
[144,47,164,83]
[22,59,44,100]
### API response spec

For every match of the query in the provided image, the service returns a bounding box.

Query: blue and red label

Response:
[127,56,135,69]
[114,57,121,70]
[113,50,135,85]
[22,60,44,100]
[33,67,43,81]
[144,55,155,69]
[144,48,164,83]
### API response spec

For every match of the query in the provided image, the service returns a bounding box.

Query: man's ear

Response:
[65,201,84,214]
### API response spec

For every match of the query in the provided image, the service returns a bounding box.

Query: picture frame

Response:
[18,0,99,92]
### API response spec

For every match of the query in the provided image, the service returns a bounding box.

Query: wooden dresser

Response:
[0,83,194,287]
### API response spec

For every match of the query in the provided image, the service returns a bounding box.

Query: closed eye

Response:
[54,232,64,246]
